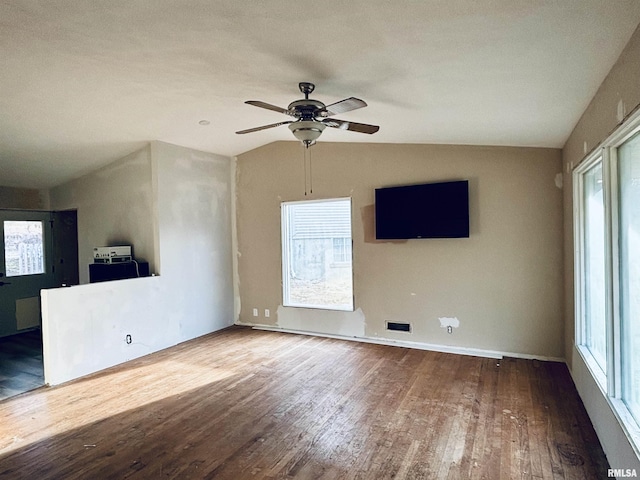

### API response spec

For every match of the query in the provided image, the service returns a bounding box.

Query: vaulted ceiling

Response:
[2,1,640,188]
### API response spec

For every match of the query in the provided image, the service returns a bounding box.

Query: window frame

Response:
[574,152,610,389]
[280,197,355,312]
[3,219,47,278]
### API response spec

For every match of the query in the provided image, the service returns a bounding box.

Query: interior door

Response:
[0,210,57,338]
[51,210,79,287]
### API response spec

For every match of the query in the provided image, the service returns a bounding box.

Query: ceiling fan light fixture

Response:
[289,120,326,147]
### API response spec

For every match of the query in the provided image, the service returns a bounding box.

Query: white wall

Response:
[42,277,169,385]
[151,141,234,340]
[43,141,234,385]
[50,146,156,283]
[563,25,640,470]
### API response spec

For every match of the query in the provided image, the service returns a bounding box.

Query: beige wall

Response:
[562,25,640,469]
[236,141,563,358]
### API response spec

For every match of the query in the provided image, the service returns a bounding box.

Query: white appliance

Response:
[93,246,132,264]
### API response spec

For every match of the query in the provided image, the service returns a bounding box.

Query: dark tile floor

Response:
[0,329,44,401]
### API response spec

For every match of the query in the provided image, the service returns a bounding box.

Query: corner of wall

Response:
[231,156,240,324]
[149,141,162,275]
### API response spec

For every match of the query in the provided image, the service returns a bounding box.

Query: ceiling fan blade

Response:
[322,97,367,116]
[236,121,293,134]
[323,118,379,134]
[245,100,293,116]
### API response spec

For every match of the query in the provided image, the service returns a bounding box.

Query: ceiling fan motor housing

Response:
[288,99,327,119]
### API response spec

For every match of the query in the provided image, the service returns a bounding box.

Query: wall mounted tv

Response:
[375,180,470,239]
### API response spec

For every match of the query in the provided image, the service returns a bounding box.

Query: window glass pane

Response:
[332,238,352,264]
[619,131,640,424]
[282,199,354,311]
[3,220,45,277]
[583,161,607,372]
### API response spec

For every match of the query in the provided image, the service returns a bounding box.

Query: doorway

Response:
[0,209,78,400]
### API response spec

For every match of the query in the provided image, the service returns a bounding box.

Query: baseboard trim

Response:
[242,323,565,363]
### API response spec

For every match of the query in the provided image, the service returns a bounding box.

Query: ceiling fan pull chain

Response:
[303,144,308,196]
[309,147,313,194]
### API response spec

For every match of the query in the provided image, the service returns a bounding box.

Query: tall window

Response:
[574,111,640,451]
[619,131,640,425]
[281,198,354,311]
[582,161,607,373]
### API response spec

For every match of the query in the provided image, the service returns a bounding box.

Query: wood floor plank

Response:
[470,359,497,478]
[0,327,609,479]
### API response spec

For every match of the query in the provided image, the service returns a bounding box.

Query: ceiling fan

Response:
[236,82,379,147]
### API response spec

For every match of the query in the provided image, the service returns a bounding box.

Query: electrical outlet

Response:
[447,326,453,334]
[126,334,132,344]
[265,309,270,318]
[252,308,258,317]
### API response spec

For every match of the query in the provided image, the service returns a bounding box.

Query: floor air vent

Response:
[386,322,411,333]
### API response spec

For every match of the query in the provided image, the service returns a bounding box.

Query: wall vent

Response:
[386,321,411,333]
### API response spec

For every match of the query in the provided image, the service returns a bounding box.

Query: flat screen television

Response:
[375,180,469,239]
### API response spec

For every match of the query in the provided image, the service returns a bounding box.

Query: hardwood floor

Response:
[0,326,608,479]
[0,329,44,401]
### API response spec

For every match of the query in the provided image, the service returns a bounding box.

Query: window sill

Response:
[576,344,607,394]
[283,303,355,312]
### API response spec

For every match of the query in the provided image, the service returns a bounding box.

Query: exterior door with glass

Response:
[0,210,56,338]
